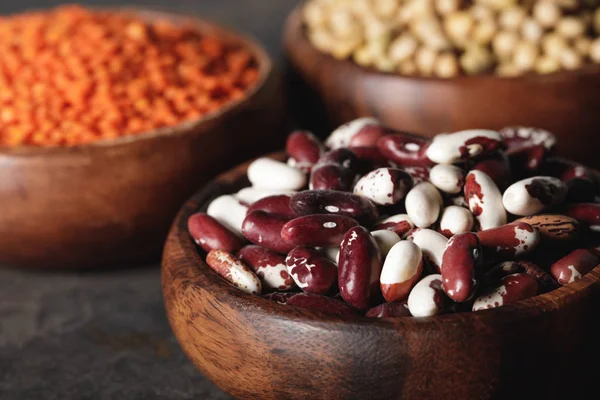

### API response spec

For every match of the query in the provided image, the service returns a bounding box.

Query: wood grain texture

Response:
[0,9,288,270]
[283,6,600,168]
[162,152,600,400]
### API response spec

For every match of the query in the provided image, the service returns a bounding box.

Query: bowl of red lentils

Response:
[0,5,287,269]
[284,0,600,168]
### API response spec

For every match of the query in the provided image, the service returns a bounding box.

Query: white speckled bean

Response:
[502,176,568,216]
[353,168,413,205]
[207,195,248,235]
[408,229,448,273]
[407,274,446,317]
[429,164,466,194]
[325,117,381,149]
[206,250,262,295]
[464,170,507,230]
[439,206,474,237]
[247,158,307,191]
[371,229,401,258]
[374,214,414,237]
[425,129,503,164]
[405,182,443,228]
[472,273,539,311]
[380,241,423,302]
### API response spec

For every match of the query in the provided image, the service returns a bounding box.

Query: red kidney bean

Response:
[403,165,432,185]
[377,133,433,167]
[476,222,540,259]
[441,232,481,302]
[318,148,359,170]
[290,190,379,226]
[247,194,296,218]
[286,130,324,172]
[206,250,262,295]
[242,210,294,254]
[281,214,360,247]
[407,274,448,317]
[426,129,504,164]
[380,241,423,303]
[354,167,414,205]
[470,151,512,191]
[238,245,296,291]
[188,212,244,253]
[482,261,558,293]
[285,247,338,295]
[503,176,568,216]
[309,163,355,192]
[365,302,411,318]
[514,214,579,242]
[285,293,359,316]
[561,165,597,203]
[338,226,383,309]
[566,203,600,232]
[550,249,600,285]
[349,146,393,172]
[349,124,389,148]
[472,273,539,311]
[262,292,297,304]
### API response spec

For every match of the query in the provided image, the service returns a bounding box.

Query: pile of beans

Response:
[303,0,600,77]
[188,117,600,317]
[0,6,259,147]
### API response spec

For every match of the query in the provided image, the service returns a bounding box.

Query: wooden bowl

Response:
[162,152,600,400]
[283,5,600,168]
[0,8,288,270]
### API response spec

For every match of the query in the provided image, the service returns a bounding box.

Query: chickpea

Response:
[373,0,398,19]
[471,4,496,21]
[542,33,568,60]
[434,52,459,77]
[309,29,335,53]
[303,2,327,28]
[364,17,391,40]
[513,41,539,72]
[590,38,600,63]
[435,0,460,15]
[444,11,475,46]
[535,56,561,74]
[397,0,434,25]
[412,16,451,50]
[415,47,438,76]
[353,45,375,67]
[499,6,526,31]
[556,17,586,39]
[492,30,519,60]
[329,8,359,38]
[559,48,583,70]
[460,45,494,75]
[496,63,521,77]
[388,34,418,63]
[331,36,361,60]
[478,0,516,11]
[521,18,543,43]
[374,56,396,72]
[398,59,418,75]
[472,18,497,45]
[574,37,592,57]
[533,1,562,28]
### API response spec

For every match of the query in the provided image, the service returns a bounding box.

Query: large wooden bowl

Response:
[162,152,600,400]
[283,5,600,168]
[0,9,288,270]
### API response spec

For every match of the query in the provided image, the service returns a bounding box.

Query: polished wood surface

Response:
[162,152,600,400]
[284,6,600,168]
[0,9,288,269]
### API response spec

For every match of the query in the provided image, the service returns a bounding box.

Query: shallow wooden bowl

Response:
[283,6,600,168]
[162,152,600,400]
[0,9,288,270]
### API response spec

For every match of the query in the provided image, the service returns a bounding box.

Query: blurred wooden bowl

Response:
[0,8,288,269]
[283,5,600,168]
[162,152,600,400]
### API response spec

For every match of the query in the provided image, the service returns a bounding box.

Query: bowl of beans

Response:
[0,6,287,269]
[162,121,600,399]
[284,0,600,168]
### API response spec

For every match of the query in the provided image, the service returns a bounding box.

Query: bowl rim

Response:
[284,4,600,84]
[0,6,273,156]
[163,150,600,328]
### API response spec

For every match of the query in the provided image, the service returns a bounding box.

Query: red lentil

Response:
[0,5,260,147]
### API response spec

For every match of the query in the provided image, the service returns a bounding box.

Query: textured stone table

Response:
[0,1,300,399]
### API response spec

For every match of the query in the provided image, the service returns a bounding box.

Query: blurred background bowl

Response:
[284,5,600,168]
[162,152,600,400]
[0,8,288,270]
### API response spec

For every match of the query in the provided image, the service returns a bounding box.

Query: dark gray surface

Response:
[0,1,301,399]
